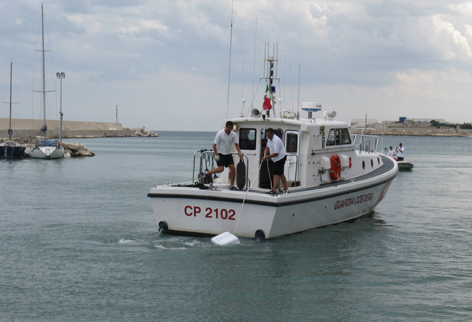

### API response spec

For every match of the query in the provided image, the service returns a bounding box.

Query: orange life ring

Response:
[330,154,342,181]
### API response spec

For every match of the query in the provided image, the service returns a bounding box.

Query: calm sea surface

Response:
[1,132,471,321]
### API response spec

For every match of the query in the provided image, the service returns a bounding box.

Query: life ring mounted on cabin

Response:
[329,154,342,181]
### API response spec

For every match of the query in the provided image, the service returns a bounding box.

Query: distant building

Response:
[348,116,462,136]
[404,118,446,126]
[350,119,378,127]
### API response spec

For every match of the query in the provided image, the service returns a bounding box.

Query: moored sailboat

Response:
[26,4,64,159]
[0,62,26,158]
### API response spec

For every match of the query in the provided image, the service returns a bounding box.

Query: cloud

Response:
[2,0,472,130]
[431,15,472,60]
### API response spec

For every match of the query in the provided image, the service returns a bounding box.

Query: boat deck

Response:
[148,155,397,207]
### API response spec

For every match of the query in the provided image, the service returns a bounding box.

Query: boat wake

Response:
[152,236,209,250]
[118,238,141,244]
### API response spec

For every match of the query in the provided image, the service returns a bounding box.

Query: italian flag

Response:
[263,84,271,110]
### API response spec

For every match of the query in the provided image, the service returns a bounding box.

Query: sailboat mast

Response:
[41,4,46,129]
[9,62,12,139]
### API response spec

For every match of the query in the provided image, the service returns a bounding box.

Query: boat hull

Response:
[398,161,414,171]
[149,155,398,239]
[149,180,394,239]
[0,143,26,158]
[26,146,64,159]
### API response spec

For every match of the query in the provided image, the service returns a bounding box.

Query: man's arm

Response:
[262,151,279,161]
[234,143,243,158]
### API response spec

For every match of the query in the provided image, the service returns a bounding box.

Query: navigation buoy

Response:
[211,232,240,245]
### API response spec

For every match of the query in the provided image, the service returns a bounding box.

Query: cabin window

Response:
[286,132,298,153]
[239,128,256,150]
[327,129,337,146]
[326,128,352,146]
[340,129,351,144]
[261,128,284,148]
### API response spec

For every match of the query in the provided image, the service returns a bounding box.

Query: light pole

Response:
[56,72,65,144]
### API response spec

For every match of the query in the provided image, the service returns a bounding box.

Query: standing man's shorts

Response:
[273,156,287,175]
[217,154,234,167]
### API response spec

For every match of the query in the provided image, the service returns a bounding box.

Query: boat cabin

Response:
[196,112,383,191]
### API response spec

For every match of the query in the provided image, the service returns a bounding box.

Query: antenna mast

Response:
[251,18,257,109]
[261,43,279,118]
[297,64,301,118]
[226,0,234,119]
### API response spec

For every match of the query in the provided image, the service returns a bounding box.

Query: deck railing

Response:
[351,128,379,154]
[192,150,249,189]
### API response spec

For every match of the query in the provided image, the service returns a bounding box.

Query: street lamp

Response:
[56,72,65,144]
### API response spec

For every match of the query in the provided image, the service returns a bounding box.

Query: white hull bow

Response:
[26,146,64,159]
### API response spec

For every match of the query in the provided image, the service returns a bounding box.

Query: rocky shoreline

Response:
[349,121,472,137]
[1,126,158,158]
[61,142,95,157]
[128,126,158,137]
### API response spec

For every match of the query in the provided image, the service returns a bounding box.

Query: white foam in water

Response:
[118,239,134,244]
[211,232,240,245]
[184,240,203,247]
[154,244,187,250]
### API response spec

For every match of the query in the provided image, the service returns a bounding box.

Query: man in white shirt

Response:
[396,143,405,161]
[206,121,243,190]
[387,146,396,159]
[262,128,288,195]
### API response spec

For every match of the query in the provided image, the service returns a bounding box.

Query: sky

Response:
[1,0,472,131]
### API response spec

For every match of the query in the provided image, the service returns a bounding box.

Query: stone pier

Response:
[0,118,156,139]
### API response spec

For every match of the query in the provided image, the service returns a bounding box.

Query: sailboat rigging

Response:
[26,4,64,159]
[0,62,26,158]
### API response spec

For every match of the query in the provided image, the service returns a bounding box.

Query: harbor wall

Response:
[0,118,134,139]
[350,123,472,137]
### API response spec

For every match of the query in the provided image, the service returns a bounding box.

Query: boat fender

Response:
[158,221,168,234]
[211,232,240,245]
[236,159,246,190]
[329,154,342,181]
[255,230,266,241]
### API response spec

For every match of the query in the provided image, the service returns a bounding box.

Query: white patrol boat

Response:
[148,46,398,240]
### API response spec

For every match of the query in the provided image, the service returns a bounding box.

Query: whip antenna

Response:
[251,18,257,110]
[226,0,234,119]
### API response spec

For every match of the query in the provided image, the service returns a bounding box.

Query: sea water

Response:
[1,132,472,321]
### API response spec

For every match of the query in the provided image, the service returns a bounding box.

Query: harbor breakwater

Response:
[350,123,472,137]
[0,118,157,139]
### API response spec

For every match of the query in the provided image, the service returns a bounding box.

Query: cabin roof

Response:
[231,117,348,129]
